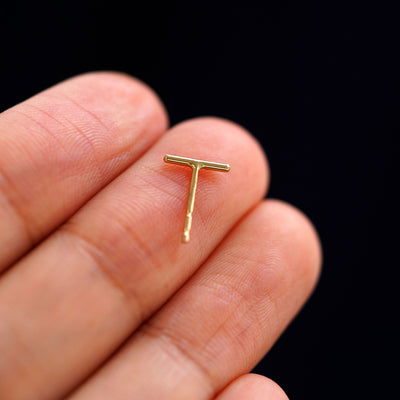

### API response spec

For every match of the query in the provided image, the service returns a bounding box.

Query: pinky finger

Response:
[215,374,289,400]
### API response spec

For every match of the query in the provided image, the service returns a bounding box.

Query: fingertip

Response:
[56,70,170,132]
[216,374,289,400]
[169,116,270,200]
[261,198,323,293]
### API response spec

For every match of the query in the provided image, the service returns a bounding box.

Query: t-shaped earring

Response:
[164,154,230,243]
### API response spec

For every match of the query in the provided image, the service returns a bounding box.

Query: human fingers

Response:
[0,118,268,400]
[214,374,289,400]
[0,71,168,270]
[68,200,321,400]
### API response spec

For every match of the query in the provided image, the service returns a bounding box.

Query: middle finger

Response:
[0,117,269,400]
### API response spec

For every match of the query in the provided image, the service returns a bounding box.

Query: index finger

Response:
[0,72,168,270]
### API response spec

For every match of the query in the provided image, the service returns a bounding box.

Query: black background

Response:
[1,1,398,399]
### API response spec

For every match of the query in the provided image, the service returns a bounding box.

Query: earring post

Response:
[164,154,230,242]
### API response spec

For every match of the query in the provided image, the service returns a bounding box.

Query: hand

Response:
[0,72,321,400]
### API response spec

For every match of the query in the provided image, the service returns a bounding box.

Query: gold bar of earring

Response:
[164,154,230,243]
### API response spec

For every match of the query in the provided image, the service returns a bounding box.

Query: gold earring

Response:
[164,155,230,243]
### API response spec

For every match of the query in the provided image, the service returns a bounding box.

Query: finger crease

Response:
[60,226,145,325]
[13,108,74,163]
[141,323,217,397]
[61,115,102,171]
[60,93,112,135]
[0,164,35,247]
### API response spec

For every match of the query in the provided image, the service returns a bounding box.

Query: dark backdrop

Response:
[1,1,397,399]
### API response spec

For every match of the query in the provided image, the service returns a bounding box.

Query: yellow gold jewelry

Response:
[164,154,230,243]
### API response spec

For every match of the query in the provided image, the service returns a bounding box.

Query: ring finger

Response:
[69,200,321,400]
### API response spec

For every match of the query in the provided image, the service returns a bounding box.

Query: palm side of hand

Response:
[0,72,321,400]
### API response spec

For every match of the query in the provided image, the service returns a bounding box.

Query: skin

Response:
[0,72,321,399]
